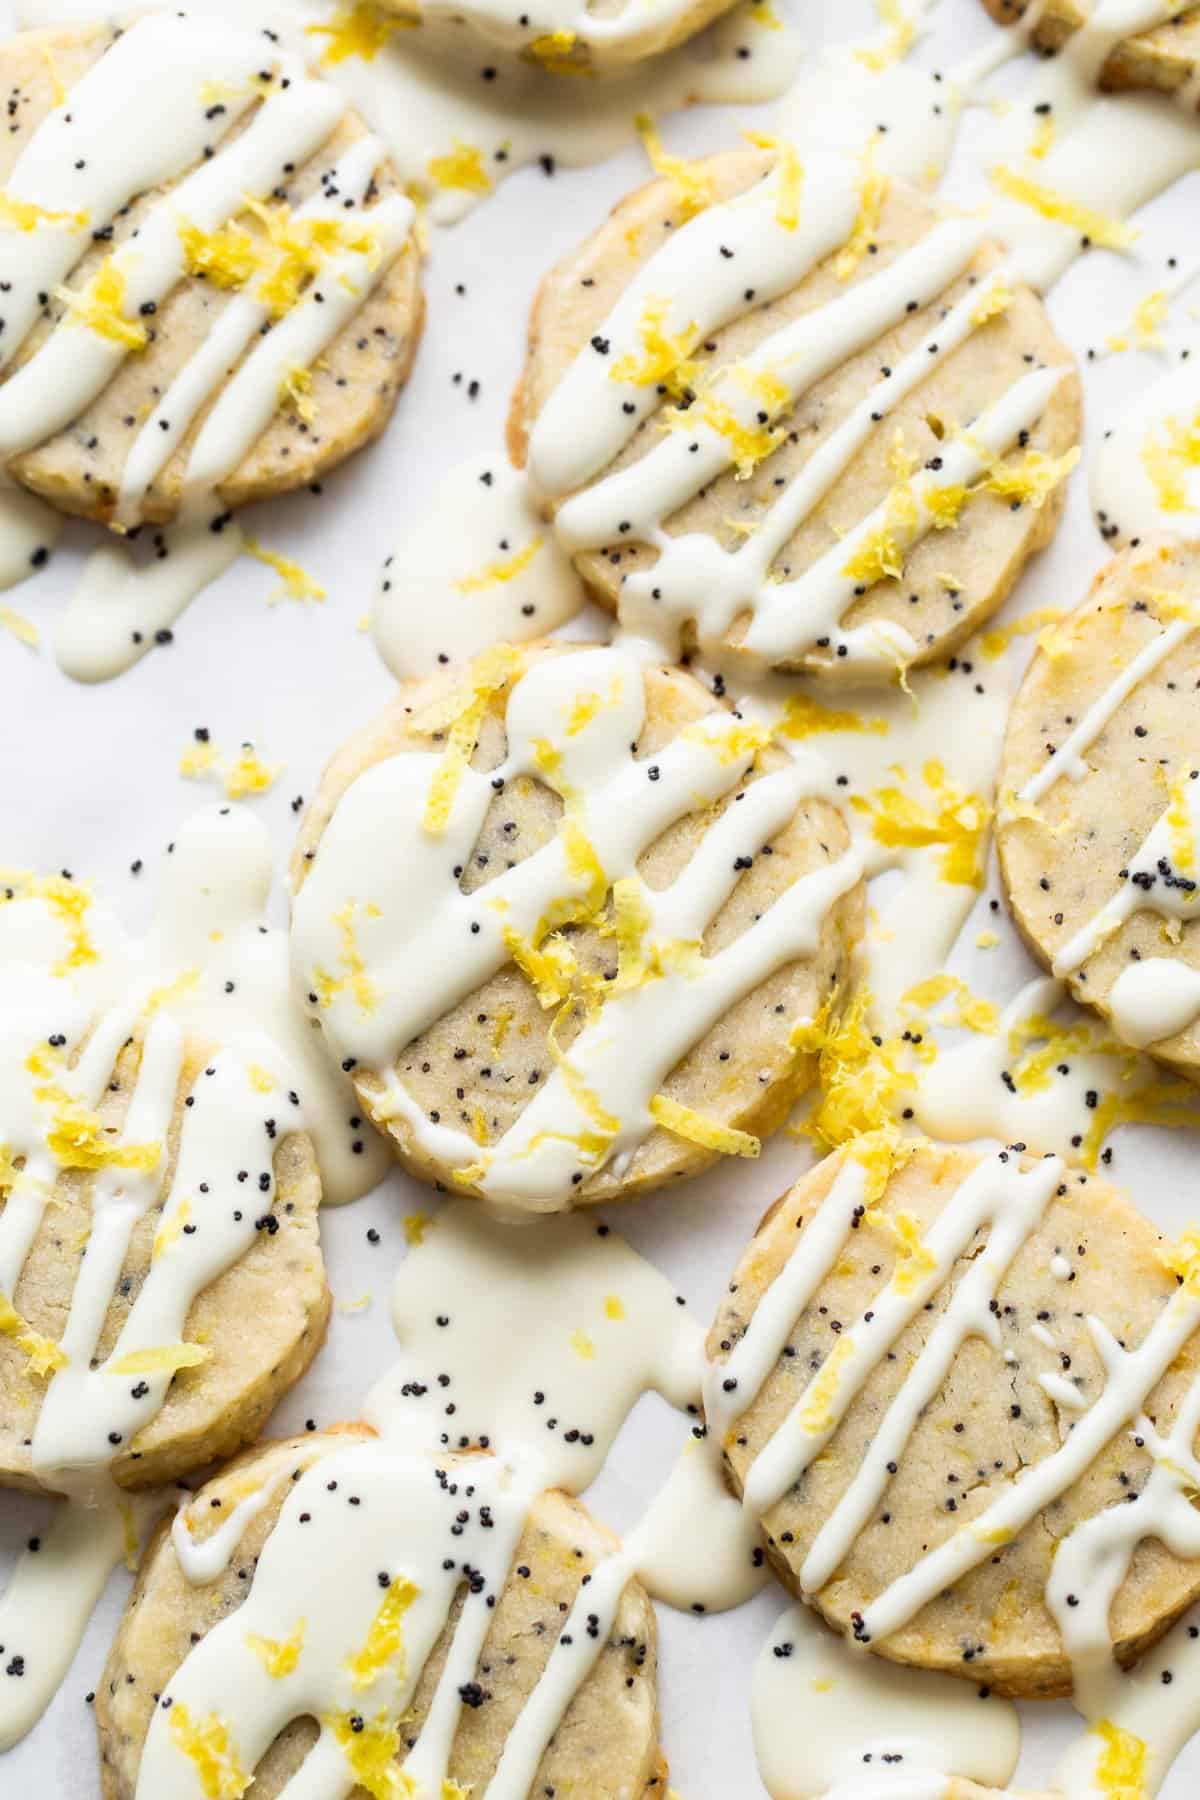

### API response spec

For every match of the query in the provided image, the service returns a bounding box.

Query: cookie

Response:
[0,1011,329,1495]
[289,640,864,1214]
[96,1426,665,1800]
[996,544,1200,1075]
[706,1140,1200,1698]
[508,144,1079,678]
[380,0,741,67]
[980,0,1200,104]
[0,15,422,527]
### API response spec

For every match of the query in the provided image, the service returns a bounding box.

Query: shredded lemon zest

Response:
[649,1093,760,1157]
[246,1617,306,1679]
[168,1703,251,1799]
[346,1576,419,1689]
[990,165,1134,252]
[0,1294,66,1376]
[744,131,803,230]
[1090,1717,1148,1799]
[851,760,990,885]
[427,140,491,195]
[57,261,147,350]
[855,0,917,70]
[109,1342,211,1376]
[306,3,415,64]
[611,295,701,395]
[0,606,38,649]
[243,537,326,604]
[455,535,543,593]
[835,142,888,281]
[634,114,712,219]
[979,606,1065,658]
[800,1335,856,1433]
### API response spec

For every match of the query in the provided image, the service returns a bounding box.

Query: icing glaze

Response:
[291,643,860,1211]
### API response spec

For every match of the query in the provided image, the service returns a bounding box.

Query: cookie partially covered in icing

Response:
[509,143,1079,679]
[289,640,863,1215]
[980,0,1200,103]
[96,1426,665,1800]
[0,1016,329,1496]
[997,544,1200,1075]
[706,1140,1200,1698]
[0,15,422,526]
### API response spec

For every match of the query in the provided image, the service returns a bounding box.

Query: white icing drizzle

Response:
[911,974,1200,1162]
[372,454,585,681]
[751,1599,1020,1800]
[365,1198,766,1612]
[0,1486,163,1753]
[0,486,59,596]
[1015,614,1194,807]
[1110,958,1200,1050]
[171,1462,295,1585]
[291,644,860,1211]
[1052,767,1200,978]
[707,1149,1064,1524]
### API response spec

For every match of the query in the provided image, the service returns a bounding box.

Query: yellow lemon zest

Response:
[990,165,1134,251]
[850,760,989,885]
[417,646,519,834]
[57,260,147,350]
[1167,767,1197,874]
[324,1710,416,1799]
[306,3,415,63]
[0,190,86,232]
[971,281,1015,326]
[0,1294,66,1376]
[881,1209,938,1293]
[901,973,999,1034]
[835,142,888,281]
[177,217,261,289]
[611,295,702,395]
[153,1198,192,1262]
[312,900,378,1015]
[744,131,803,230]
[648,1093,760,1157]
[109,1342,211,1376]
[570,1327,595,1359]
[246,1617,306,1679]
[279,362,316,425]
[634,113,713,219]
[1091,1718,1148,1799]
[855,0,917,70]
[403,1212,429,1246]
[1141,411,1200,516]
[800,1335,856,1433]
[346,1576,419,1689]
[168,1703,251,1798]
[455,535,543,593]
[605,1294,625,1320]
[243,537,326,603]
[0,606,38,649]
[979,444,1080,508]
[427,140,491,196]
[223,744,283,800]
[979,606,1066,658]
[777,693,888,740]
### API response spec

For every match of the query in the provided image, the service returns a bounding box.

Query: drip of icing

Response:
[291,644,860,1210]
[750,1599,1020,1800]
[0,1487,163,1753]
[1109,957,1200,1049]
[372,454,585,680]
[738,662,1003,1023]
[362,1197,765,1614]
[171,1464,295,1585]
[0,486,60,595]
[912,975,1200,1164]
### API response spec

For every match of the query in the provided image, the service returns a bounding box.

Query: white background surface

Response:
[3,0,1200,1793]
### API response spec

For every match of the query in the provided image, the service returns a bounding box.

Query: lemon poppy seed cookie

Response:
[0,15,421,527]
[997,544,1200,1075]
[981,0,1200,105]
[705,1141,1200,1698]
[509,144,1079,680]
[0,1010,329,1496]
[96,1427,665,1799]
[289,640,863,1215]
[375,0,740,68]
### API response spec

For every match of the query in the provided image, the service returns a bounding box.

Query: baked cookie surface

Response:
[706,1141,1200,1697]
[0,1013,329,1495]
[0,15,422,526]
[997,544,1200,1074]
[96,1426,664,1800]
[510,145,1079,678]
[289,640,864,1214]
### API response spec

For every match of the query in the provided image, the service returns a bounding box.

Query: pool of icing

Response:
[5,0,1200,1794]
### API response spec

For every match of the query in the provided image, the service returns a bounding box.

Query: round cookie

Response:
[0,1022,329,1495]
[289,640,864,1214]
[96,1426,666,1800]
[508,146,1079,679]
[980,0,1200,104]
[997,544,1200,1076]
[379,0,740,67]
[706,1141,1200,1698]
[0,17,423,526]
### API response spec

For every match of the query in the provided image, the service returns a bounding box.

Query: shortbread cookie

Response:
[96,1427,665,1799]
[0,16,422,526]
[997,544,1200,1075]
[0,1019,329,1495]
[509,145,1079,679]
[289,640,864,1214]
[381,0,740,67]
[981,0,1200,103]
[706,1141,1200,1698]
